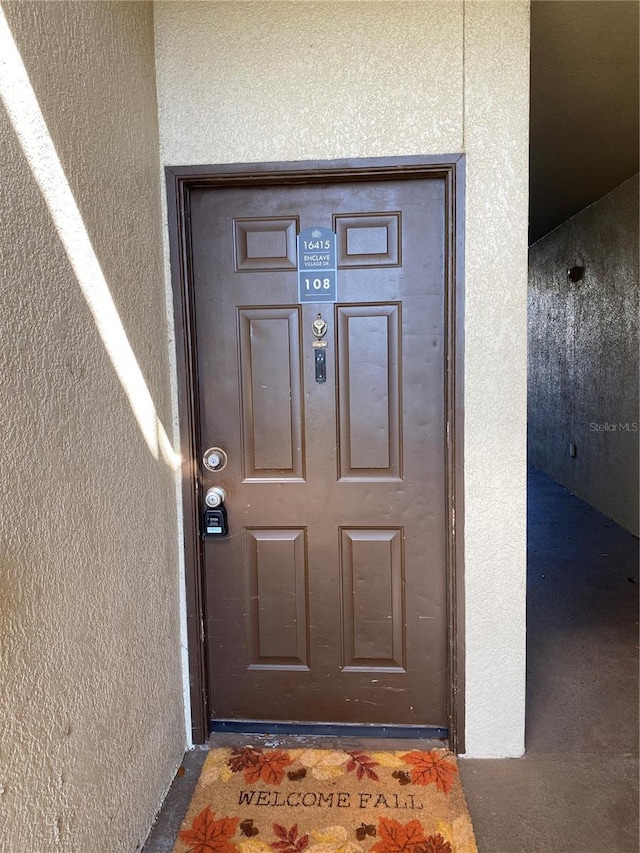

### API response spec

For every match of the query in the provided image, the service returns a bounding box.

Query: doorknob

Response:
[205,486,226,508]
[203,446,228,471]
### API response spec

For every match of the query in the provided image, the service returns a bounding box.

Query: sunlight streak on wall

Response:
[0,7,179,470]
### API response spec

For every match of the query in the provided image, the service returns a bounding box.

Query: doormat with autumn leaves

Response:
[172,747,477,853]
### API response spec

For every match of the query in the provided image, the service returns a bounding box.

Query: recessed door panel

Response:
[337,304,401,480]
[335,213,401,268]
[245,528,309,670]
[340,528,405,671]
[238,307,304,481]
[234,217,299,271]
[189,176,449,728]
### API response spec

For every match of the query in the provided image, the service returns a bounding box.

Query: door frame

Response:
[166,155,466,751]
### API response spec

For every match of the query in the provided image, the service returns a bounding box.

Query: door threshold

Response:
[210,720,448,740]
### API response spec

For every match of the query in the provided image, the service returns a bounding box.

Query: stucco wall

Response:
[529,175,640,535]
[0,2,185,850]
[154,0,529,758]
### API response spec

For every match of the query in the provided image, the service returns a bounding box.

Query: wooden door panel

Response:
[336,303,401,479]
[238,307,304,480]
[334,212,401,268]
[340,527,405,670]
[245,527,309,669]
[190,178,449,728]
[234,217,299,271]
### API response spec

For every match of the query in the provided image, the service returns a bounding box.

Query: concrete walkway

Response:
[144,469,639,852]
[460,468,639,851]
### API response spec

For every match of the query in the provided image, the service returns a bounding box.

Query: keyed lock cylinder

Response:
[203,446,228,472]
[204,486,228,537]
[205,486,226,507]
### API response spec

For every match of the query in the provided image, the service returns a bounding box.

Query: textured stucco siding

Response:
[529,174,640,535]
[0,2,184,850]
[154,0,530,758]
[154,0,464,163]
[462,0,529,758]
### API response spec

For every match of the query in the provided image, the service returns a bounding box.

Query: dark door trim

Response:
[166,155,466,752]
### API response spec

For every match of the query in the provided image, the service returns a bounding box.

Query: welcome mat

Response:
[172,747,477,853]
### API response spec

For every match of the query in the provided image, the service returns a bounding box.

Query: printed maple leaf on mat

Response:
[179,808,239,853]
[309,824,364,853]
[400,751,457,794]
[229,747,264,773]
[270,823,309,853]
[372,819,451,853]
[371,818,426,853]
[296,749,347,780]
[417,836,452,853]
[229,747,293,785]
[346,751,379,782]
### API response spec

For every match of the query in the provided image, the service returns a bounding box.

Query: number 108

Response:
[304,278,331,290]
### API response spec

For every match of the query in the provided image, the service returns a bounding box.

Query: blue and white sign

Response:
[298,227,337,303]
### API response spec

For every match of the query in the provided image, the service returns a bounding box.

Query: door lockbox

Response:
[204,506,228,537]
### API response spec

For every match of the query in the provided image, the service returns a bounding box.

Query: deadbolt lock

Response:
[203,446,228,472]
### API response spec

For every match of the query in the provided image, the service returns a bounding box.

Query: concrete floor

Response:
[143,469,639,852]
[459,469,639,852]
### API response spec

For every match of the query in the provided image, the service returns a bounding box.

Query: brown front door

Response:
[189,175,450,730]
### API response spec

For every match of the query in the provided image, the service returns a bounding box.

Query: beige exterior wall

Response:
[0,2,184,850]
[529,175,640,535]
[155,0,530,758]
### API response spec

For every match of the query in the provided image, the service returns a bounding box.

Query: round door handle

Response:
[205,486,227,508]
